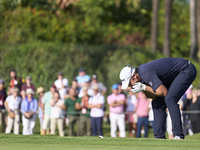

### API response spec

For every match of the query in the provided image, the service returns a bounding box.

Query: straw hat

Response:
[37,87,45,94]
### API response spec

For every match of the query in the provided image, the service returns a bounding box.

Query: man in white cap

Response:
[119,58,196,139]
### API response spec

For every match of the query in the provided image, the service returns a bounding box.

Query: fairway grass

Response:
[0,133,200,150]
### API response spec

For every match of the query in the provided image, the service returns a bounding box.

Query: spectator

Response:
[4,87,22,134]
[0,79,7,133]
[37,87,45,135]
[21,88,38,135]
[76,68,90,88]
[64,78,80,99]
[125,90,137,137]
[54,72,68,100]
[90,74,107,95]
[107,84,126,137]
[135,92,150,138]
[8,69,24,95]
[21,76,35,100]
[148,100,154,132]
[64,88,81,136]
[50,91,65,137]
[88,85,105,138]
[75,86,91,136]
[78,79,93,98]
[185,89,200,134]
[42,84,56,135]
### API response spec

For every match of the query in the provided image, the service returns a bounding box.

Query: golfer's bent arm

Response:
[144,84,168,99]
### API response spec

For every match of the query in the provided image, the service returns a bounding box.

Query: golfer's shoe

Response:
[173,136,181,139]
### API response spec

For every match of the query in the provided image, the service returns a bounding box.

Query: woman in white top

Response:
[88,85,105,137]
[50,91,65,137]
[4,87,22,134]
[125,90,137,137]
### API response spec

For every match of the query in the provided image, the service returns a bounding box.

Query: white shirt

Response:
[126,94,137,112]
[50,99,64,119]
[78,88,94,98]
[6,95,22,111]
[89,93,104,117]
[54,78,68,99]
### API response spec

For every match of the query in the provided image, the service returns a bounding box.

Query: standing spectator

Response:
[54,72,68,100]
[135,92,150,138]
[50,91,65,137]
[75,86,91,136]
[8,70,24,95]
[76,68,90,88]
[88,85,105,138]
[125,90,137,137]
[90,74,107,95]
[21,88,38,135]
[37,87,45,135]
[21,76,35,100]
[4,87,22,134]
[0,79,7,133]
[42,84,56,135]
[185,89,200,134]
[78,79,93,98]
[64,78,80,99]
[107,84,126,138]
[64,88,81,136]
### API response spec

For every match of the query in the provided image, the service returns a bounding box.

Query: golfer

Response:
[119,58,196,139]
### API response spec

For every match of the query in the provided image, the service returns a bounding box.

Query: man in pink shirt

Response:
[135,92,150,138]
[107,84,126,137]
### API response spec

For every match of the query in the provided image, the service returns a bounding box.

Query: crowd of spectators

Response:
[0,69,200,138]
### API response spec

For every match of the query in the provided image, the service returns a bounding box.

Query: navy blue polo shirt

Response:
[138,58,188,91]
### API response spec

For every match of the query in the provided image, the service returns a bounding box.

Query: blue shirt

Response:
[21,98,38,114]
[138,58,188,91]
[76,75,90,84]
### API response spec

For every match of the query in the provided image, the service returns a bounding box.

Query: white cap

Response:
[119,65,135,89]
[26,88,34,95]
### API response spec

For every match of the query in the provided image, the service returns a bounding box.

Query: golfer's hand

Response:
[131,82,146,93]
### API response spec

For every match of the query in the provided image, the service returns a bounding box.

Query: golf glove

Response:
[131,82,146,93]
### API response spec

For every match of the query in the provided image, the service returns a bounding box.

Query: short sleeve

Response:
[76,98,81,104]
[88,97,92,104]
[107,95,112,104]
[141,71,162,92]
[120,94,126,101]
[64,99,68,106]
[42,93,47,104]
[6,96,10,102]
[63,78,68,86]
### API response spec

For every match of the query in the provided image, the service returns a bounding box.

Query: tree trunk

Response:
[151,0,159,52]
[190,0,198,60]
[197,0,200,61]
[163,0,173,57]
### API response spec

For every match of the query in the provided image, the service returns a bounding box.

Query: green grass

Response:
[0,118,200,150]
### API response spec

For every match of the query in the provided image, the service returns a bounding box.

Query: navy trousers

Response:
[152,63,197,139]
[91,117,103,136]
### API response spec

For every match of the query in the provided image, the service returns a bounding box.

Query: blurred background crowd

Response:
[0,69,200,138]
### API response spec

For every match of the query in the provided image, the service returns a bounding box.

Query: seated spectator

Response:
[50,91,65,137]
[88,85,105,137]
[54,72,68,100]
[125,90,137,137]
[37,87,45,135]
[90,74,107,95]
[4,87,22,134]
[21,88,38,135]
[107,84,126,137]
[0,79,7,133]
[76,68,90,89]
[75,86,91,136]
[78,79,93,98]
[21,76,35,99]
[184,89,200,134]
[64,88,81,136]
[64,78,80,99]
[8,69,24,95]
[42,84,56,135]
[135,92,150,138]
